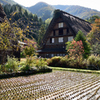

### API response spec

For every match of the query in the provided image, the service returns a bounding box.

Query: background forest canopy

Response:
[3,4,49,46]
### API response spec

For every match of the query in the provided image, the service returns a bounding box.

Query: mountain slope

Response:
[27,2,100,20]
[27,2,54,21]
[0,0,17,5]
[3,4,44,41]
[54,5,100,19]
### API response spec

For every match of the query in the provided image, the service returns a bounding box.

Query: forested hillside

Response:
[27,2,100,20]
[54,5,100,19]
[0,0,16,5]
[3,4,44,41]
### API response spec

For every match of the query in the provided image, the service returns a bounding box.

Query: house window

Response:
[57,54,59,56]
[51,54,54,57]
[58,37,63,43]
[50,38,54,43]
[68,36,73,41]
[60,54,62,56]
[59,29,63,35]
[59,22,63,28]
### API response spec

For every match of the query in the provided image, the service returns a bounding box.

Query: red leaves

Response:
[68,39,84,58]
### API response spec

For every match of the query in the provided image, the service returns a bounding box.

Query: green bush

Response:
[48,56,62,67]
[20,51,25,58]
[20,56,35,72]
[4,56,19,72]
[35,58,47,69]
[87,55,100,70]
[48,55,87,69]
[20,56,50,73]
[59,56,70,67]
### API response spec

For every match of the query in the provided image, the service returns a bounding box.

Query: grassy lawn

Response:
[50,67,100,74]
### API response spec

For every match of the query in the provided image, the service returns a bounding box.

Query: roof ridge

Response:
[59,10,91,24]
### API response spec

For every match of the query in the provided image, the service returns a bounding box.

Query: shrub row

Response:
[47,55,100,70]
[0,56,52,78]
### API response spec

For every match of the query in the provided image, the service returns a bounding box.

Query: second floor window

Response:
[59,22,63,28]
[50,38,54,43]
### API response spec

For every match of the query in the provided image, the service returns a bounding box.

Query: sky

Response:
[13,0,100,11]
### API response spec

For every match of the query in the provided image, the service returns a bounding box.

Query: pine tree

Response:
[38,24,46,46]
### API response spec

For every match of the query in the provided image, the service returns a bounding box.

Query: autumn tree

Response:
[87,18,100,45]
[87,15,100,23]
[66,39,84,64]
[75,30,91,58]
[0,20,23,64]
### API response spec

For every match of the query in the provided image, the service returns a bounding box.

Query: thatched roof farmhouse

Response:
[38,10,91,58]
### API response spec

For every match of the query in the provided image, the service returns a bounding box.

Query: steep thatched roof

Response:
[0,4,6,22]
[42,10,91,47]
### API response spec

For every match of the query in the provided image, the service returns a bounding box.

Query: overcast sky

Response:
[13,0,100,11]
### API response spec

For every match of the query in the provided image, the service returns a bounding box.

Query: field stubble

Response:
[0,71,100,100]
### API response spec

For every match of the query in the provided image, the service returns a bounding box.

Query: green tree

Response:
[39,18,43,25]
[75,30,91,58]
[29,13,34,19]
[4,5,10,15]
[87,15,100,23]
[33,14,38,21]
[38,24,46,45]
[24,10,28,17]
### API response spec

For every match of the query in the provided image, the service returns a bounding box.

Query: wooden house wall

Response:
[46,19,73,46]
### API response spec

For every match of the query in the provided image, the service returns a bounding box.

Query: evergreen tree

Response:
[29,13,33,19]
[24,10,28,17]
[75,30,91,58]
[39,18,43,24]
[38,24,46,45]
[33,14,38,21]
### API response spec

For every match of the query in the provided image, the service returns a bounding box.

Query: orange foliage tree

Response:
[87,18,100,45]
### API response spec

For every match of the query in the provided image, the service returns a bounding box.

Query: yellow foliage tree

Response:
[0,20,23,64]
